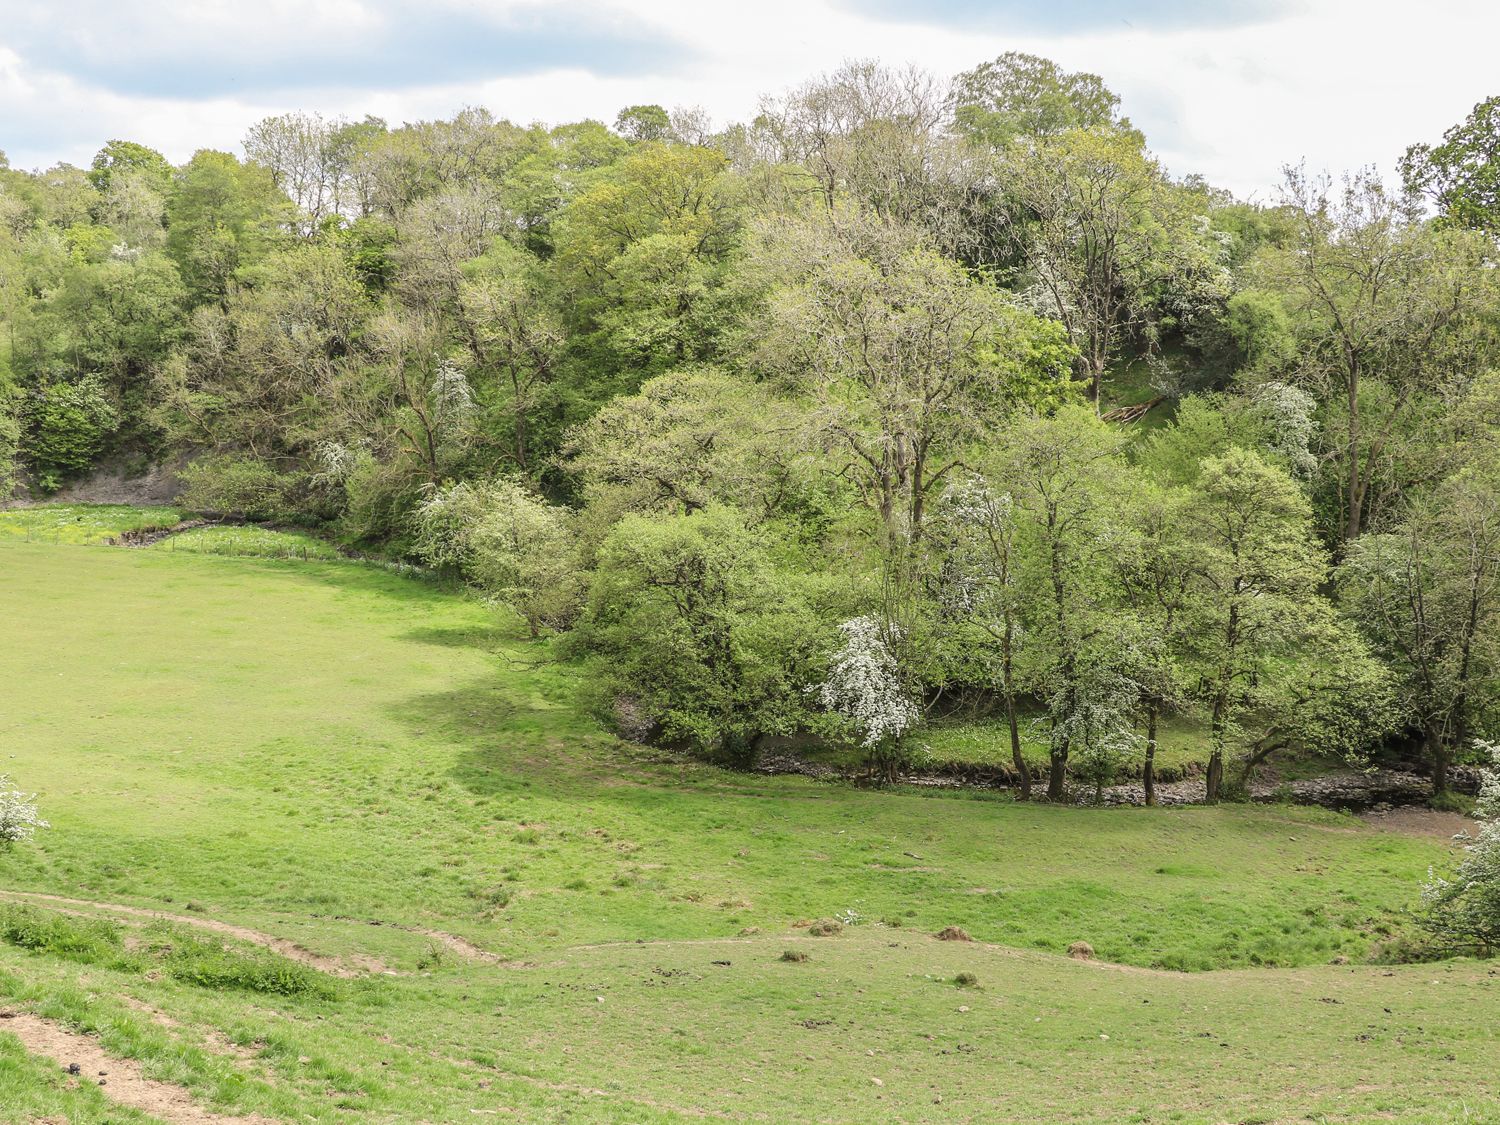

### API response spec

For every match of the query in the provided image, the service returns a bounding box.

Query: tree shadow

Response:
[399,625,520,652]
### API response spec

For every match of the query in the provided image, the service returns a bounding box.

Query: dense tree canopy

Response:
[3,56,1498,798]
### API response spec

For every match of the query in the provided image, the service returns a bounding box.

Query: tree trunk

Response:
[1206,695,1226,804]
[1006,695,1029,800]
[1205,750,1223,805]
[1344,361,1363,541]
[1047,746,1068,801]
[1143,704,1158,807]
[1428,727,1450,795]
[1002,622,1029,801]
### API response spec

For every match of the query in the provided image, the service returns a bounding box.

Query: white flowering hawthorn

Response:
[814,616,920,750]
[432,360,477,423]
[0,776,48,845]
[1423,741,1500,952]
[1252,380,1319,478]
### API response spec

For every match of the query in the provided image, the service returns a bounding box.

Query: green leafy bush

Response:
[23,378,119,488]
[178,455,298,519]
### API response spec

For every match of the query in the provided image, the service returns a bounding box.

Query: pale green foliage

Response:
[0,394,22,497]
[752,213,1074,541]
[1260,168,1500,540]
[1181,447,1334,799]
[1341,462,1500,786]
[413,478,578,636]
[1423,742,1500,952]
[578,506,828,764]
[178,455,297,519]
[953,52,1127,146]
[455,240,563,469]
[564,367,815,524]
[995,406,1127,797]
[1001,128,1221,400]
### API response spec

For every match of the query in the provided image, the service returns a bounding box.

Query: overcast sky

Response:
[1,0,1495,200]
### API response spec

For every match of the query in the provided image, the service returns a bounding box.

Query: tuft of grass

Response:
[1430,790,1475,814]
[0,905,336,999]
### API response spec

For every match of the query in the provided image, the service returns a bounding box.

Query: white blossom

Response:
[432,360,476,422]
[312,439,358,486]
[813,616,920,749]
[1252,380,1319,478]
[0,777,48,845]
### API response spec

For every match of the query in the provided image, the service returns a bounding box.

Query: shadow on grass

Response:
[399,625,521,652]
[386,659,825,817]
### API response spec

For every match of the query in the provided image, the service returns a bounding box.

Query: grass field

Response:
[0,514,1496,1122]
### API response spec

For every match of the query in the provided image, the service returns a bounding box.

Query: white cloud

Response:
[0,0,1495,200]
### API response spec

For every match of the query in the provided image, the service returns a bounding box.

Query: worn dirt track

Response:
[0,890,389,976]
[0,1011,277,1124]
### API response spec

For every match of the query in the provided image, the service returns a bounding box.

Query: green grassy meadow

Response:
[0,511,1496,1122]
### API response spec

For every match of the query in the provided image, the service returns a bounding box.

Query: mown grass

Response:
[0,531,1492,1122]
[0,503,185,544]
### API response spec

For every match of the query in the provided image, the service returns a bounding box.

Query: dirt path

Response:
[0,1011,278,1124]
[0,891,390,976]
[1360,807,1479,840]
[336,915,516,965]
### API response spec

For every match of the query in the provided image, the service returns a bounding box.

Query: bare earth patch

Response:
[0,1011,276,1124]
[1360,807,1479,840]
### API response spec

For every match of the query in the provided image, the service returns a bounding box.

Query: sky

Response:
[0,0,1496,200]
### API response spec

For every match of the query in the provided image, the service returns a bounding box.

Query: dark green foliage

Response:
[1401,96,1500,232]
[23,378,119,488]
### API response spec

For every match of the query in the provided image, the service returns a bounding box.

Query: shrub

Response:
[811,616,921,782]
[0,777,48,845]
[576,506,830,766]
[413,478,580,637]
[0,905,337,999]
[1422,741,1500,955]
[0,397,21,498]
[178,455,296,519]
[954,971,979,988]
[24,378,119,486]
[0,905,117,958]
